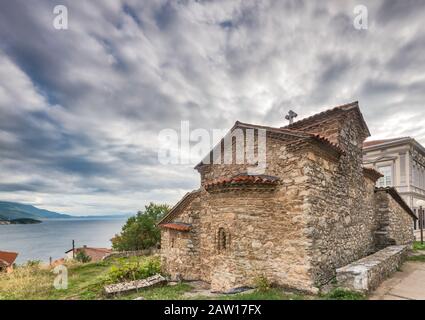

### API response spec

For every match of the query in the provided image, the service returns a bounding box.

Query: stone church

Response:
[158,101,416,293]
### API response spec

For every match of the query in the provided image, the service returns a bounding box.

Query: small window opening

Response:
[218,227,227,251]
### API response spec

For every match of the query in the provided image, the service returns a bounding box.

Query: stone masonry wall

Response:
[200,188,312,292]
[161,107,413,293]
[387,196,415,245]
[374,190,415,247]
[160,191,205,281]
[336,245,409,293]
[306,111,379,287]
[161,135,319,293]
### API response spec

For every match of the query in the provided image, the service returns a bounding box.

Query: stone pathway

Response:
[370,261,425,300]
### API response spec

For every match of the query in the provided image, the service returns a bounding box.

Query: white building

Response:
[363,137,425,229]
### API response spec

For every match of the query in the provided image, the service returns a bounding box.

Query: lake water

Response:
[0,218,127,264]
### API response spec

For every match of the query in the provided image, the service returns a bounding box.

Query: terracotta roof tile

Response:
[160,223,192,232]
[195,101,370,169]
[204,174,279,190]
[65,247,112,262]
[0,251,18,266]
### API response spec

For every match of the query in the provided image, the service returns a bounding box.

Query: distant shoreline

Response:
[0,218,125,264]
[0,218,42,225]
[0,216,128,225]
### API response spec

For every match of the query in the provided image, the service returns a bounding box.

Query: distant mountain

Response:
[76,214,132,219]
[0,201,72,221]
[0,201,131,222]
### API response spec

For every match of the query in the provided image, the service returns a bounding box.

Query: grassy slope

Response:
[0,258,194,300]
[4,241,424,300]
[0,257,365,300]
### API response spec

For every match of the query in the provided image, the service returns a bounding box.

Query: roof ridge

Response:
[157,189,201,225]
[375,187,417,220]
[194,121,344,169]
[283,101,359,129]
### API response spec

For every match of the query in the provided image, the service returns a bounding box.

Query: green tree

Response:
[75,250,91,263]
[111,203,170,251]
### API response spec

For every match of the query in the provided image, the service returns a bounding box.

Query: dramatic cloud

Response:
[0,0,424,214]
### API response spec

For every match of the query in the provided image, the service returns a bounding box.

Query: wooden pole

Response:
[421,206,424,245]
[72,240,75,259]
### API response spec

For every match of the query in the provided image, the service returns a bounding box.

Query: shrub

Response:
[105,257,161,284]
[25,260,42,267]
[75,250,92,263]
[111,203,170,251]
[253,274,271,292]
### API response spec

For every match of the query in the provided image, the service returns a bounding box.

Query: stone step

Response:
[104,274,166,295]
[336,245,409,293]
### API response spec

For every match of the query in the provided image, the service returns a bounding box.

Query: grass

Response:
[111,283,193,300]
[407,255,425,262]
[0,264,54,300]
[214,288,308,300]
[407,241,425,262]
[0,257,369,300]
[413,241,425,251]
[321,288,366,300]
[0,256,173,300]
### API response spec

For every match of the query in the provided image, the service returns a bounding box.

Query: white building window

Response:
[400,154,406,185]
[378,165,393,187]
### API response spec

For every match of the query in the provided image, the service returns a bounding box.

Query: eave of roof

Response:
[363,137,425,156]
[0,251,18,265]
[363,137,412,149]
[159,222,192,232]
[204,173,280,190]
[0,259,9,267]
[157,189,201,225]
[65,247,111,254]
[375,187,418,220]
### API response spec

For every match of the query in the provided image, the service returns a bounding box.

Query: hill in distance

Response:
[0,201,72,221]
[0,201,132,222]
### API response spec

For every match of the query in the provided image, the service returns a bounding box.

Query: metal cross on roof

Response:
[285,110,298,125]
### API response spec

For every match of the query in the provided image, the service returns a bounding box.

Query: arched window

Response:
[218,228,227,251]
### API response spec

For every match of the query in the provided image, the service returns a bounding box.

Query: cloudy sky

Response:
[0,0,424,215]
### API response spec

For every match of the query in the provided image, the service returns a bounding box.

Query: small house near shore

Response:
[65,246,112,262]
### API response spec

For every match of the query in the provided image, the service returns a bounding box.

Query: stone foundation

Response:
[336,245,409,293]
